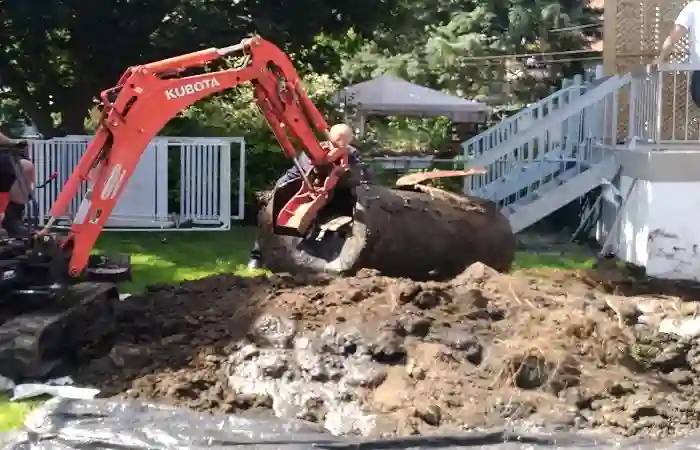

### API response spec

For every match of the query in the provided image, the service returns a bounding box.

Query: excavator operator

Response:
[0,131,35,237]
[248,123,370,269]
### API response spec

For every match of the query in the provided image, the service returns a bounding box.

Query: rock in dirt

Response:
[414,404,442,426]
[249,314,298,349]
[70,262,700,440]
[257,183,516,280]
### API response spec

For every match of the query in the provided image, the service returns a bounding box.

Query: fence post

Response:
[219,140,232,227]
[236,138,246,221]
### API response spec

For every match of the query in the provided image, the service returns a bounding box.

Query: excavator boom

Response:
[43,36,349,277]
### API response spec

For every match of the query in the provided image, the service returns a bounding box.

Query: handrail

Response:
[658,62,700,72]
[464,73,631,171]
[461,83,585,156]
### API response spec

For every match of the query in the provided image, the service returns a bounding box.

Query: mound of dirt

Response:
[75,264,700,439]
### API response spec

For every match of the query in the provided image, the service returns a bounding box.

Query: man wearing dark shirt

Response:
[0,131,35,236]
[248,124,367,269]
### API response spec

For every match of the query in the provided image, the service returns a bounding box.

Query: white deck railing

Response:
[27,136,245,231]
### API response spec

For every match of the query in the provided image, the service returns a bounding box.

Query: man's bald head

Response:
[329,124,354,148]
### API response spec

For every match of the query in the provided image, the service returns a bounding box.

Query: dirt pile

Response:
[75,263,700,439]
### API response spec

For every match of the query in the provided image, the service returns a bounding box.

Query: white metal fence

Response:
[27,136,245,231]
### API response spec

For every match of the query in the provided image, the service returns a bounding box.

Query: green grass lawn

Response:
[0,229,597,431]
[96,225,261,293]
[0,394,37,431]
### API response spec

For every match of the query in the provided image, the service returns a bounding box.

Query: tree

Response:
[0,94,26,135]
[0,0,397,136]
[341,0,602,106]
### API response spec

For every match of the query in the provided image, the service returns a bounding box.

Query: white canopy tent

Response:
[334,75,489,131]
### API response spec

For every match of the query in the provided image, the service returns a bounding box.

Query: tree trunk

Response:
[55,88,93,136]
[3,75,91,137]
[57,106,88,136]
[257,183,516,280]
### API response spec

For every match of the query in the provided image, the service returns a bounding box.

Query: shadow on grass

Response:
[581,258,700,302]
[94,225,259,292]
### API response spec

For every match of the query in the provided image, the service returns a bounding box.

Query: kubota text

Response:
[165,78,221,100]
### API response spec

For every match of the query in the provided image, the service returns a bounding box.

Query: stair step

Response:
[461,76,587,162]
[506,164,588,210]
[474,144,586,202]
[464,74,629,173]
[458,71,629,235]
[504,156,620,233]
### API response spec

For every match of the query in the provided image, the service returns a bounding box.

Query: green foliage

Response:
[341,0,601,105]
[160,73,346,204]
[0,0,397,136]
[0,95,27,135]
[357,117,452,154]
[0,0,601,202]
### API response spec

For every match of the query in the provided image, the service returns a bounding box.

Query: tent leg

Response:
[358,114,366,135]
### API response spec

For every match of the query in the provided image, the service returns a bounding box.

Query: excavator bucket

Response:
[395,168,486,187]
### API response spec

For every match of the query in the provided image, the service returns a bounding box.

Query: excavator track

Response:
[0,229,122,380]
[0,282,118,380]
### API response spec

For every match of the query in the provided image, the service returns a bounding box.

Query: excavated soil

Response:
[75,262,700,439]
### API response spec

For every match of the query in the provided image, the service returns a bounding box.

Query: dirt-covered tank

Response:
[257,179,516,280]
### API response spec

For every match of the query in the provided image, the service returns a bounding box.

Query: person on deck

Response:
[0,131,35,236]
[656,0,700,107]
[247,123,369,270]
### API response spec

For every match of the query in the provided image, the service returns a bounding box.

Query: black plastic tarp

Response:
[0,398,695,449]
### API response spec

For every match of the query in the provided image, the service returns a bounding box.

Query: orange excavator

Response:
[0,36,357,380]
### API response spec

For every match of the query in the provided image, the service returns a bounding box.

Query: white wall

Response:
[603,177,700,281]
[614,176,650,267]
[645,182,700,280]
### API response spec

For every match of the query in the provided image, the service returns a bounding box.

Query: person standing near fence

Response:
[656,1,700,107]
[247,124,372,270]
[0,131,36,236]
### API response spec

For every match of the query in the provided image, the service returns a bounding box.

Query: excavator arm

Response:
[42,36,350,278]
